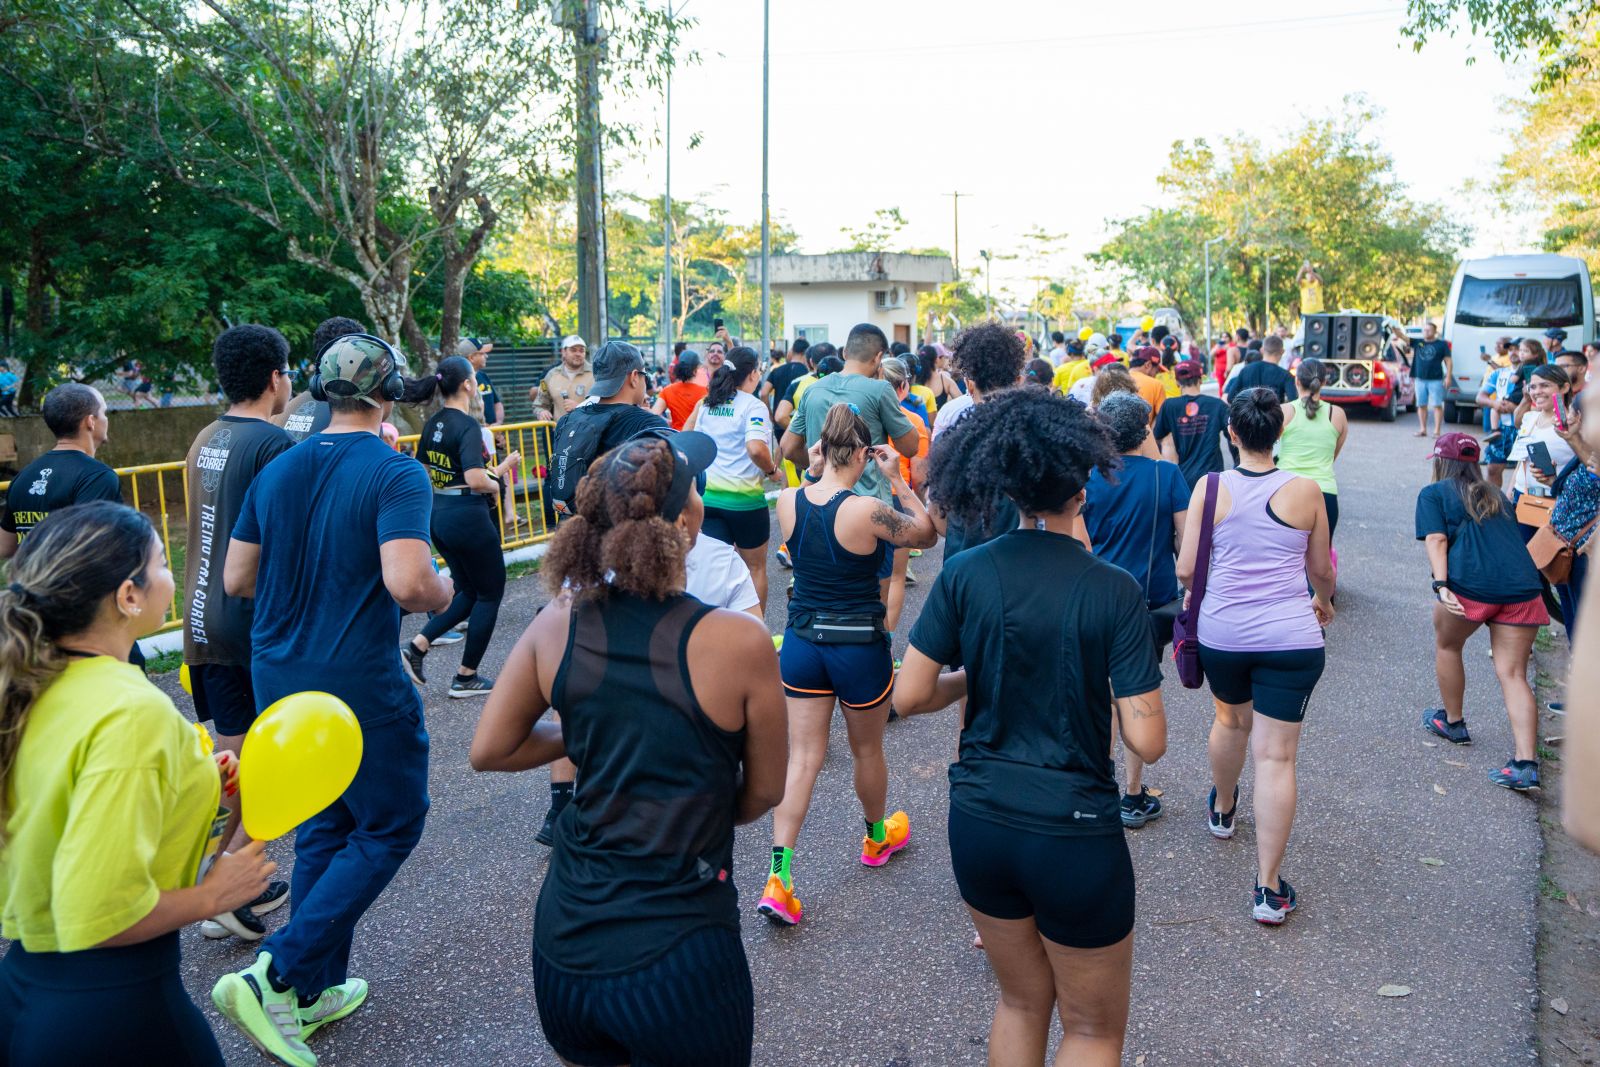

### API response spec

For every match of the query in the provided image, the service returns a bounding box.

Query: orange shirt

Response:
[899,405,930,490]
[1133,371,1166,424]
[658,381,707,431]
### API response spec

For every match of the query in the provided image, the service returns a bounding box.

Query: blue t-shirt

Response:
[233,432,434,725]
[1412,339,1451,381]
[0,371,18,395]
[1414,480,1541,605]
[1082,456,1190,608]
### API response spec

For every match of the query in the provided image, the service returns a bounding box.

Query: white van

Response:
[1442,254,1594,422]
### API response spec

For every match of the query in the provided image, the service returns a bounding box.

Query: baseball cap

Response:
[1431,432,1481,463]
[623,428,717,522]
[454,337,490,357]
[1175,360,1204,382]
[1545,327,1568,341]
[561,334,588,350]
[591,340,646,398]
[1085,332,1109,357]
[1130,346,1161,367]
[1091,353,1121,371]
[316,333,407,406]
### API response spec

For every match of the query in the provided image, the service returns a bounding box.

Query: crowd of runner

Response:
[0,311,1598,1067]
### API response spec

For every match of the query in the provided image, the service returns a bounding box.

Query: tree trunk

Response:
[20,228,51,408]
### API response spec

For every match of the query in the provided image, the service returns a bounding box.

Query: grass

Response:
[145,649,183,675]
[1538,745,1561,763]
[1535,670,1558,691]
[1539,874,1568,902]
[506,558,543,582]
[1534,626,1555,652]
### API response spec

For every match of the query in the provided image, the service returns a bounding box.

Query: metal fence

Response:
[0,419,558,635]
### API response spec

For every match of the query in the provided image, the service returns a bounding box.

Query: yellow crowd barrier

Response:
[0,419,558,636]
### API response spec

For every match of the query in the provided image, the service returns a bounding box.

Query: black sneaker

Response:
[248,880,290,915]
[400,644,427,686]
[1489,758,1540,792]
[1207,785,1238,840]
[535,806,559,847]
[1421,708,1471,745]
[201,905,268,941]
[1120,787,1163,828]
[448,674,494,699]
[1252,877,1297,925]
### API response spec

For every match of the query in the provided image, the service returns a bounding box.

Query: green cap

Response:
[317,334,407,406]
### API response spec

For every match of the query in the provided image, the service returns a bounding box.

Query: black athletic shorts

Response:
[947,802,1134,949]
[532,925,753,1067]
[1198,644,1326,722]
[189,662,257,737]
[701,506,770,551]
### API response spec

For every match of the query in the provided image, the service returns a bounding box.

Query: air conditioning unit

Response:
[874,286,906,310]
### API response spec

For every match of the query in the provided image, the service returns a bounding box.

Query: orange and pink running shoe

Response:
[860,810,910,867]
[757,874,802,926]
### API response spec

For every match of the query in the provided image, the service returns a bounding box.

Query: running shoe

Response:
[430,629,465,647]
[1489,758,1541,792]
[201,881,288,939]
[776,544,793,569]
[1421,708,1471,745]
[448,674,494,698]
[400,644,427,686]
[1120,787,1164,829]
[860,811,910,867]
[298,978,368,1040]
[909,548,923,558]
[757,874,803,926]
[535,806,559,847]
[1207,785,1238,840]
[904,568,918,586]
[1252,878,1298,925]
[211,952,316,1067]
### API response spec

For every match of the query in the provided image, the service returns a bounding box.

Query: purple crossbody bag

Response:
[1171,473,1219,689]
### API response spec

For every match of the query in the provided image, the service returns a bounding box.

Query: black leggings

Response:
[1199,644,1326,722]
[533,925,753,1067]
[1323,492,1339,539]
[422,497,506,671]
[947,802,1135,949]
[0,933,223,1066]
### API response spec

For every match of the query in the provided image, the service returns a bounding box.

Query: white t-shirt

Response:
[684,534,760,613]
[697,389,771,510]
[1509,411,1576,496]
[1068,377,1096,406]
[931,393,974,441]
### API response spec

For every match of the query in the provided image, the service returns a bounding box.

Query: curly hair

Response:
[1091,363,1137,407]
[311,316,366,358]
[952,321,1026,394]
[542,438,689,601]
[927,387,1118,526]
[212,324,290,405]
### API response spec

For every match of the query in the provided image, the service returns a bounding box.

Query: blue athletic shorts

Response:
[780,631,894,709]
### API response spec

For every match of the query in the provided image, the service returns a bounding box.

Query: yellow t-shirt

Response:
[1300,278,1324,315]
[1053,359,1091,395]
[1,657,222,952]
[909,383,939,416]
[1157,369,1180,398]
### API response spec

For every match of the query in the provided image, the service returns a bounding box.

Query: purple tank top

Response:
[1197,468,1323,652]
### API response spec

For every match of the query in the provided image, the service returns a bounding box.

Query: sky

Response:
[603,0,1545,304]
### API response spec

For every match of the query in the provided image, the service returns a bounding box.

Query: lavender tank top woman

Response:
[1177,387,1335,928]
[1198,468,1324,652]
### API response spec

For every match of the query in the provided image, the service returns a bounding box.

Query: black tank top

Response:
[535,592,745,973]
[788,488,887,621]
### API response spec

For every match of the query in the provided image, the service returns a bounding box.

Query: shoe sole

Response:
[204,912,266,942]
[211,974,310,1067]
[1208,821,1236,840]
[756,899,801,926]
[447,687,491,698]
[1121,808,1163,829]
[201,921,231,940]
[253,890,289,916]
[400,652,426,687]
[1253,904,1294,925]
[432,634,465,645]
[1491,779,1541,792]
[860,830,910,867]
[1422,716,1472,745]
[300,982,369,1040]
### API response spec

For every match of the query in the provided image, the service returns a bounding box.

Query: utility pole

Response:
[1264,255,1272,333]
[943,191,966,275]
[567,0,609,346]
[661,1,687,362]
[980,249,992,318]
[759,0,771,362]
[1204,234,1225,362]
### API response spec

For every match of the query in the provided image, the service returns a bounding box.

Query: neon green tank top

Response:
[1277,402,1339,494]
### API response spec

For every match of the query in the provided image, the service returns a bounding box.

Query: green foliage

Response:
[1402,0,1597,87]
[835,208,909,253]
[1094,105,1467,335]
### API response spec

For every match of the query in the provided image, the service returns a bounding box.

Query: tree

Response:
[1402,0,1597,86]
[835,208,909,253]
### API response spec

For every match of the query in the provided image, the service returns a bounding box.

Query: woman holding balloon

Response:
[0,501,276,1065]
[471,430,788,1067]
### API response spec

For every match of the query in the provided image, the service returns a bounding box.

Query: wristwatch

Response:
[1431,579,1449,597]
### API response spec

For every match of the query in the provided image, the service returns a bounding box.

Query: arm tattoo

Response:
[1122,694,1159,720]
[870,504,912,538]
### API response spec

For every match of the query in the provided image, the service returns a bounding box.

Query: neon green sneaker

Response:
[211,951,316,1067]
[299,978,368,1039]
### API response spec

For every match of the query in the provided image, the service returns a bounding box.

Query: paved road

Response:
[161,411,1541,1065]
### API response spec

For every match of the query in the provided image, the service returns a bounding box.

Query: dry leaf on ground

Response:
[1377,985,1412,997]
[1433,784,1448,795]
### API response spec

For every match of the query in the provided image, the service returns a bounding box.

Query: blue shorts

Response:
[780,631,894,709]
[1415,379,1446,407]
[1484,427,1518,465]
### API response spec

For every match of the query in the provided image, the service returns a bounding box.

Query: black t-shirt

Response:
[942,499,1020,565]
[476,369,501,421]
[1412,339,1451,381]
[1154,394,1230,488]
[909,529,1161,835]
[419,408,487,491]
[1414,481,1542,605]
[766,362,809,412]
[281,392,332,443]
[183,416,295,665]
[1225,360,1295,403]
[2,449,122,541]
[559,401,670,457]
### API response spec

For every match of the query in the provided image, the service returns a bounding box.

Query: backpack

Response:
[549,406,611,516]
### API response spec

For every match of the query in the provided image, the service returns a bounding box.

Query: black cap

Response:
[592,340,645,398]
[620,427,717,521]
[1545,327,1568,341]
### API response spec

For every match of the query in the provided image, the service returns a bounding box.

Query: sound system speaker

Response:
[1352,314,1385,360]
[1331,315,1354,359]
[1302,314,1331,360]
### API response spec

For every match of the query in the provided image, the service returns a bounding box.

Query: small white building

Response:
[755,253,957,349]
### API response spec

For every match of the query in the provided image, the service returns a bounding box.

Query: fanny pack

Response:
[790,610,885,645]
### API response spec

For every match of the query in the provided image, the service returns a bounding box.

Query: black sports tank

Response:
[788,488,887,621]
[535,592,745,973]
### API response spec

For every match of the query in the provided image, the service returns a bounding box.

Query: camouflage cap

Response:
[317,333,407,406]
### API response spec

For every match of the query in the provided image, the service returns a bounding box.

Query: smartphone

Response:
[1527,439,1557,476]
[713,317,725,331]
[1554,391,1569,433]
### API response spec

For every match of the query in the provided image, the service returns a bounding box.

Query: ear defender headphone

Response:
[309,332,407,404]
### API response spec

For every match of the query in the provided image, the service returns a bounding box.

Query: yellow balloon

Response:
[240,692,363,841]
[1140,315,1156,332]
[1077,326,1094,341]
[179,662,192,695]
